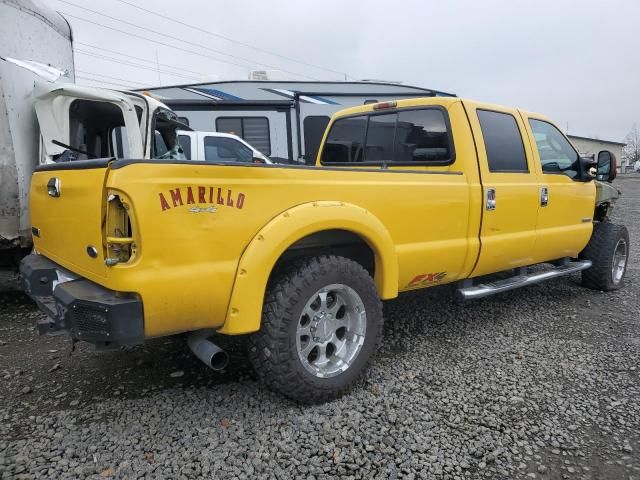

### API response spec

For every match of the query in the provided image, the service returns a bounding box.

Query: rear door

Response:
[520,113,595,261]
[464,101,541,277]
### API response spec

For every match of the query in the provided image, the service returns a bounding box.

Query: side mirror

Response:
[252,156,266,164]
[596,150,617,182]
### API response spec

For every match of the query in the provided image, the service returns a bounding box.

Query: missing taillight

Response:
[105,193,135,265]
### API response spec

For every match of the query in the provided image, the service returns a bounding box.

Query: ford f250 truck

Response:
[21,96,629,403]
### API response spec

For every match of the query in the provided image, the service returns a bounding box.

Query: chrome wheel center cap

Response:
[311,311,333,341]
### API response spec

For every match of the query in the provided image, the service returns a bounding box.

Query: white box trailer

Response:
[139,81,455,164]
[0,0,74,286]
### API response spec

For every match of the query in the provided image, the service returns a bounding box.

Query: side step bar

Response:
[456,260,592,301]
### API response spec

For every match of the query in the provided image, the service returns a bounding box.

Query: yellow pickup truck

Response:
[21,96,629,403]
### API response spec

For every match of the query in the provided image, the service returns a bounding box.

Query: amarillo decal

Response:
[158,186,245,212]
[406,271,447,289]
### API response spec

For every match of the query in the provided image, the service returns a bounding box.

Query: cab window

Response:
[529,119,579,178]
[477,110,528,172]
[321,116,367,163]
[321,108,453,165]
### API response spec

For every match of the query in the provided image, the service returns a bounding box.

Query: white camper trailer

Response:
[0,0,74,287]
[140,81,455,164]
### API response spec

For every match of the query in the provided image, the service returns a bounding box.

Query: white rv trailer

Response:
[0,0,74,285]
[139,81,455,164]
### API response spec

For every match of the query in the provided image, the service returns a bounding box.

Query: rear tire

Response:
[247,255,383,404]
[580,222,630,291]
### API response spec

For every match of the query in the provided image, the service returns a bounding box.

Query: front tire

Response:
[580,222,630,291]
[248,255,383,404]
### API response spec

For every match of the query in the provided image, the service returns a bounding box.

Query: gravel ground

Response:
[1,178,639,480]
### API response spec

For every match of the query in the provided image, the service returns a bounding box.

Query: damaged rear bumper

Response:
[20,253,144,347]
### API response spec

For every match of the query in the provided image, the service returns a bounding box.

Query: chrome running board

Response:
[456,260,592,301]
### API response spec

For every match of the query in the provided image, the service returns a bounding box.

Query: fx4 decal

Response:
[406,272,447,289]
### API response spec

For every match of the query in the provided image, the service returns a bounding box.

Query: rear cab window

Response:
[320,106,454,166]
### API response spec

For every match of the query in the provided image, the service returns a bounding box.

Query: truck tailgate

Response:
[30,160,110,281]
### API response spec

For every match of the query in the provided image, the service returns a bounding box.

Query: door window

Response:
[154,131,169,157]
[111,127,129,158]
[477,110,528,172]
[204,136,253,163]
[178,135,192,160]
[529,119,580,178]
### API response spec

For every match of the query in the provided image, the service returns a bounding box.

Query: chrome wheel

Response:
[612,238,628,284]
[296,283,367,378]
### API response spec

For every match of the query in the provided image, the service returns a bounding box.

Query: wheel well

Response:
[594,202,610,222]
[271,229,376,281]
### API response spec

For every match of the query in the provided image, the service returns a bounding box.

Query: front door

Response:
[520,114,596,262]
[464,101,541,277]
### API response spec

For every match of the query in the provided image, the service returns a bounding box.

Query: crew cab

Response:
[21,96,629,403]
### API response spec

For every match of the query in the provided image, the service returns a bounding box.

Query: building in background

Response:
[568,135,628,173]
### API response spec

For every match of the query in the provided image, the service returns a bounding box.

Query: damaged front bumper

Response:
[20,253,144,347]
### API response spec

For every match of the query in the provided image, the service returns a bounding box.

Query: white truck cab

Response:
[176,130,272,164]
[35,83,184,164]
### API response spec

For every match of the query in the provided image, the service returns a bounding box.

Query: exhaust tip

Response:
[188,331,229,371]
[209,350,229,371]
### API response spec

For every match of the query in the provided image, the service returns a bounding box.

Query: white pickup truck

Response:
[175,131,271,164]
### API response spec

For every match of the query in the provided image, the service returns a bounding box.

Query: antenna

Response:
[155,50,162,85]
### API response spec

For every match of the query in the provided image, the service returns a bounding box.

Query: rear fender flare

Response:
[219,201,398,335]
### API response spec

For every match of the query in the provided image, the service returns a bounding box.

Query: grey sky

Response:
[50,0,639,142]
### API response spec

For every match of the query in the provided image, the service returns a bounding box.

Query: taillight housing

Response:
[373,100,397,110]
[104,191,136,266]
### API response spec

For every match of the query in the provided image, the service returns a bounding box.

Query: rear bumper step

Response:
[20,253,144,347]
[456,260,592,301]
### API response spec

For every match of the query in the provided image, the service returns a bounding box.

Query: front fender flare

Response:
[219,201,398,335]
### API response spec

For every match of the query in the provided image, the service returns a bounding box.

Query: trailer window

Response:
[216,117,270,155]
[477,110,528,172]
[303,116,330,163]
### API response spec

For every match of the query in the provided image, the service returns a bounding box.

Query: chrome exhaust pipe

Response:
[187,331,229,371]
